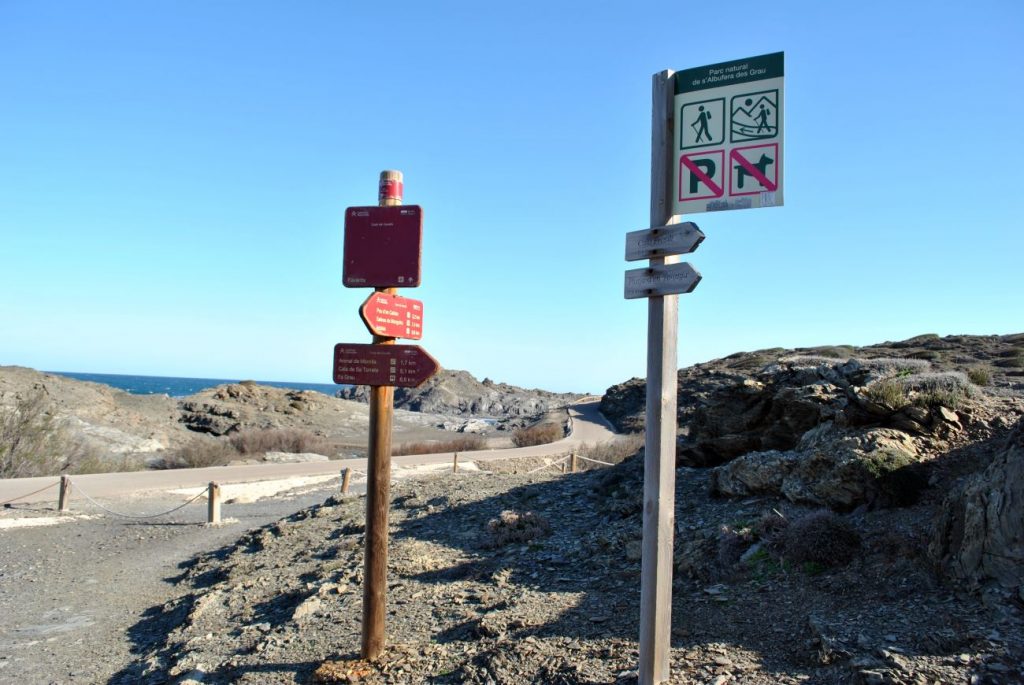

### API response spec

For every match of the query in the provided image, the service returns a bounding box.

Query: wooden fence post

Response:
[571,452,578,473]
[58,475,71,513]
[207,482,221,524]
[453,452,459,473]
[341,468,352,495]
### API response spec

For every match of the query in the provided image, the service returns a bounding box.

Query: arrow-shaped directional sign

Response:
[333,343,439,387]
[360,292,423,340]
[624,222,704,261]
[624,262,702,299]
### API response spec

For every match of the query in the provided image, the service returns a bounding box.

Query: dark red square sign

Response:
[342,205,422,288]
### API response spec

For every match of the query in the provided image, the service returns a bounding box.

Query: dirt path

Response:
[0,400,620,683]
[0,400,614,506]
[0,480,349,684]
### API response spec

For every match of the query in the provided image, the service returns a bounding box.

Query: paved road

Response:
[0,399,617,505]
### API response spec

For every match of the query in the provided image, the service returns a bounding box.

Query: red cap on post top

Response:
[378,170,403,205]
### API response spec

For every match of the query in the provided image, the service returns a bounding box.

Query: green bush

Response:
[865,380,909,410]
[967,366,992,386]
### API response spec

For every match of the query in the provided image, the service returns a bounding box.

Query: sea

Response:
[48,371,348,399]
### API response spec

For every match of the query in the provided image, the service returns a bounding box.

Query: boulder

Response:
[930,418,1024,589]
[710,423,922,510]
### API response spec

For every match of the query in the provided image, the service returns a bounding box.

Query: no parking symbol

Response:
[678,150,725,201]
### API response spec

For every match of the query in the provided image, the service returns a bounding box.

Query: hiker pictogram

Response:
[679,150,725,201]
[729,144,778,196]
[680,98,724,149]
[730,90,779,142]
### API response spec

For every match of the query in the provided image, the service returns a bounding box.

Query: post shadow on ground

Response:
[388,450,993,678]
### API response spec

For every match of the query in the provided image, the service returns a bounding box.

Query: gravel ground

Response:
[6,453,1012,685]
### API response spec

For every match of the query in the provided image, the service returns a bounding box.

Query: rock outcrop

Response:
[931,417,1024,590]
[0,365,190,458]
[600,334,1024,513]
[336,369,584,419]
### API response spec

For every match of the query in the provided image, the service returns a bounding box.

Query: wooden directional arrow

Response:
[625,222,704,261]
[624,262,702,299]
[333,343,439,387]
[360,292,423,340]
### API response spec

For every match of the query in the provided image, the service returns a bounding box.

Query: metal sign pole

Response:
[638,70,679,685]
[361,169,403,661]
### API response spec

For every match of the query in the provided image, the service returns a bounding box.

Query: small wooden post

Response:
[570,452,578,473]
[58,475,71,513]
[452,452,459,473]
[362,169,403,661]
[207,482,221,524]
[638,69,680,685]
[341,468,352,495]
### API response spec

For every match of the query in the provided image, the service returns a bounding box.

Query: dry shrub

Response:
[230,428,337,456]
[392,436,486,456]
[68,452,145,475]
[779,510,861,568]
[486,509,551,548]
[512,422,564,448]
[158,438,239,469]
[901,371,974,409]
[574,434,644,470]
[0,390,95,477]
[967,366,992,386]
[717,524,755,571]
[859,357,932,375]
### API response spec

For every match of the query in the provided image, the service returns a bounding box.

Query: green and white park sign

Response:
[672,52,784,215]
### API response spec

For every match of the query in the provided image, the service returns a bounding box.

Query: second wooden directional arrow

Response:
[624,262,702,299]
[360,292,423,340]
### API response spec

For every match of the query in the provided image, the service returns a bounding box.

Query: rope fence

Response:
[0,480,58,507]
[1,476,222,523]
[3,449,622,519]
[69,480,208,520]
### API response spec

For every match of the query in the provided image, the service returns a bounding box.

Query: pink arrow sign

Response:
[359,292,423,340]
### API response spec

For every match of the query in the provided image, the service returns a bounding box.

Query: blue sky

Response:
[1,1,1021,394]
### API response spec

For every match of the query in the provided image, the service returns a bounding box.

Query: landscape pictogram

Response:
[679,150,725,201]
[730,89,779,142]
[680,98,724,149]
[729,144,778,196]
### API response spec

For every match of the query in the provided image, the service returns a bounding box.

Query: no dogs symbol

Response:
[729,144,778,196]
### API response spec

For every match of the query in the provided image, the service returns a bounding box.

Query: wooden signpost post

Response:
[630,53,783,685]
[335,170,439,661]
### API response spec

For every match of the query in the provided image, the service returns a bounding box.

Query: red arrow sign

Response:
[333,343,439,387]
[360,293,423,340]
